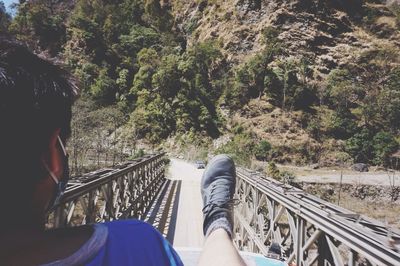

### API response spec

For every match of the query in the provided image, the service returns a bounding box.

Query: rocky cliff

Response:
[174,0,399,77]
[171,0,400,165]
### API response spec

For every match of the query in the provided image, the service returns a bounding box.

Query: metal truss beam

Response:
[234,168,400,265]
[48,154,166,228]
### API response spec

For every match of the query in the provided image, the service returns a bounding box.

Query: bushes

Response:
[126,41,224,143]
[224,53,317,112]
[215,123,280,166]
[273,58,317,111]
[184,16,200,35]
[345,129,398,166]
[345,128,373,163]
[314,65,399,166]
[280,170,296,185]
[126,149,146,161]
[120,25,161,54]
[324,69,360,110]
[163,157,171,166]
[266,162,280,180]
[372,131,398,165]
[215,128,257,167]
[265,162,296,184]
[254,140,272,161]
[90,68,116,105]
[326,111,358,139]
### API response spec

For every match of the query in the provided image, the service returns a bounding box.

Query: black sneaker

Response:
[201,154,236,236]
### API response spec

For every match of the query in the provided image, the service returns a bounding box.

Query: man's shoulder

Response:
[89,220,182,265]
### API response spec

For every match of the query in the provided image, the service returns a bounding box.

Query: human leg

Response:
[198,154,245,266]
[199,228,245,266]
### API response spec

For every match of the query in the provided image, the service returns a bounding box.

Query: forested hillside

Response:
[1,0,399,170]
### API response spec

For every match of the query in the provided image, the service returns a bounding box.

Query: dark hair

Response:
[0,37,77,216]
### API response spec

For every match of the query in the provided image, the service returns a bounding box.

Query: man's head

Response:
[0,37,77,226]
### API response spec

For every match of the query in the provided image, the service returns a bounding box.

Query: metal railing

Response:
[47,153,166,228]
[234,168,400,266]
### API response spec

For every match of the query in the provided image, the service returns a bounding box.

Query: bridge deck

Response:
[168,158,204,247]
[143,158,205,247]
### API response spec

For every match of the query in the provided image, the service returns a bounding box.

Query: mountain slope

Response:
[8,0,400,167]
[170,0,400,166]
[173,0,399,75]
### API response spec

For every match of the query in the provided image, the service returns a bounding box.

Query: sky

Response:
[2,0,17,13]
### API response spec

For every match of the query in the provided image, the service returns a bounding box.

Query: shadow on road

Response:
[144,179,182,244]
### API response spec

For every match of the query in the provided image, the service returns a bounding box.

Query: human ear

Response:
[42,128,63,178]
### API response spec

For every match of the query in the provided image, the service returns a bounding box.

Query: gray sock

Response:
[205,216,233,238]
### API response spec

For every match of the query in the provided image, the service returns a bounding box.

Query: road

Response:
[167,158,205,248]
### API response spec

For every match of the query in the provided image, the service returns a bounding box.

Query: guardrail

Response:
[47,153,166,228]
[234,168,400,265]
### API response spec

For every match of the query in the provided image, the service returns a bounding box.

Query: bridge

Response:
[47,153,400,265]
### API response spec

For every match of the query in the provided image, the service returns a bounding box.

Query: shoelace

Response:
[202,180,240,213]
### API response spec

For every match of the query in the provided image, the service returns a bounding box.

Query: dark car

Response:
[195,160,206,169]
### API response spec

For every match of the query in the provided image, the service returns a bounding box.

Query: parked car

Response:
[195,160,206,169]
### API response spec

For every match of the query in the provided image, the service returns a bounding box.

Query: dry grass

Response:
[376,16,397,28]
[338,193,400,229]
[302,183,400,230]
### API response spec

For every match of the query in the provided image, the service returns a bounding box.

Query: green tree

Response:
[130,48,159,96]
[90,68,116,105]
[215,130,256,167]
[273,58,315,111]
[74,63,99,92]
[0,1,10,34]
[325,69,360,110]
[65,0,106,65]
[224,55,278,109]
[116,68,130,96]
[372,132,398,166]
[261,26,283,55]
[152,54,181,99]
[223,28,283,109]
[379,67,400,131]
[120,25,160,56]
[144,0,173,32]
[98,106,126,165]
[254,140,272,161]
[130,94,175,143]
[69,98,96,174]
[345,128,373,163]
[273,59,296,111]
[9,0,67,55]
[223,69,249,109]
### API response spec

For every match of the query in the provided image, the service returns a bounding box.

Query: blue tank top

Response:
[43,220,183,266]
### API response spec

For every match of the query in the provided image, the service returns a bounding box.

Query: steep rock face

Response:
[171,0,400,165]
[173,0,399,77]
